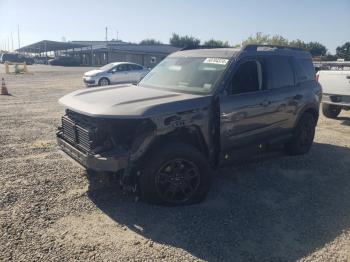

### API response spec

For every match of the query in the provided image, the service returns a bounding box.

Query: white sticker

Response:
[168,65,182,71]
[203,58,229,65]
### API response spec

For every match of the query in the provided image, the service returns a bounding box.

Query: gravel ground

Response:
[1,64,350,262]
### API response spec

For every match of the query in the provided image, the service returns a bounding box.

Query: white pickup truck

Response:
[317,70,350,118]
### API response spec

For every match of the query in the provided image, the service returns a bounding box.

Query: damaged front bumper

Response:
[57,131,129,172]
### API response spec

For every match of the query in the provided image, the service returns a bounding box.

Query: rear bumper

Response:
[57,132,128,172]
[322,93,350,107]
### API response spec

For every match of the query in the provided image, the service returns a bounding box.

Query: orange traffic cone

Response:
[1,78,9,95]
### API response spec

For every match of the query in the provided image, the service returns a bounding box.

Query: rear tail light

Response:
[316,73,319,82]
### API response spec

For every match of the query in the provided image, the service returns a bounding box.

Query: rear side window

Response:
[117,64,130,71]
[269,56,294,89]
[130,64,143,70]
[293,58,316,82]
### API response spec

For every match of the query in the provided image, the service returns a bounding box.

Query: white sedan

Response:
[83,62,149,87]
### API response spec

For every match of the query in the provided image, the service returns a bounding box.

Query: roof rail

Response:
[243,44,304,52]
[180,45,232,51]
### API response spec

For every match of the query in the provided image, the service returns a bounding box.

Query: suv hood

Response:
[84,69,103,77]
[59,84,212,118]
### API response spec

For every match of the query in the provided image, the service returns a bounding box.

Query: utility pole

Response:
[17,24,21,49]
[11,33,14,51]
[105,26,108,42]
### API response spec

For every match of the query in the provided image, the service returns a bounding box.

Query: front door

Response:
[110,64,131,84]
[220,58,278,154]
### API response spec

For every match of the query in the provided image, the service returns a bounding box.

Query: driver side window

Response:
[227,59,265,95]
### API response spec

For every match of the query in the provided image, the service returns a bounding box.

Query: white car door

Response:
[127,64,143,83]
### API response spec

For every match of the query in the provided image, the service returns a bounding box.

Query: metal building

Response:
[17,40,180,67]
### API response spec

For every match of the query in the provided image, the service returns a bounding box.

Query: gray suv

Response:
[57,45,322,206]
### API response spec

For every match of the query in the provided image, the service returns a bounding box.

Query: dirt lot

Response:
[0,64,350,262]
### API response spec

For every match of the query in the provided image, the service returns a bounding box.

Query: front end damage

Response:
[57,105,214,193]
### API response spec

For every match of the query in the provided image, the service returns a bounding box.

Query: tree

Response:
[321,53,338,61]
[305,42,327,57]
[169,33,200,48]
[289,39,308,50]
[242,33,328,57]
[270,35,288,46]
[242,32,289,46]
[242,32,270,45]
[139,39,163,45]
[336,42,350,60]
[203,39,230,48]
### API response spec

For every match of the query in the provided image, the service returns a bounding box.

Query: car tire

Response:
[98,78,110,86]
[139,142,212,206]
[285,112,317,155]
[322,104,341,119]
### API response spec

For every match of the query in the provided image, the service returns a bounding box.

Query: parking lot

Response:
[1,64,350,261]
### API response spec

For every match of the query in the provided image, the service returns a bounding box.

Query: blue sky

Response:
[0,0,349,53]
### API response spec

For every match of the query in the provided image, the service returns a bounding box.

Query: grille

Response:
[62,116,94,152]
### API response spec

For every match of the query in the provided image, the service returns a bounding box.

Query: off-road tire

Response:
[322,104,341,119]
[285,112,317,155]
[139,142,211,206]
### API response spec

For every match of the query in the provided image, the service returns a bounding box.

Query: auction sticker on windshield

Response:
[203,58,229,65]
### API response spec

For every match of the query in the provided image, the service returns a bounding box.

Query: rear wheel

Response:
[322,104,341,119]
[139,143,211,206]
[285,112,316,155]
[99,78,110,86]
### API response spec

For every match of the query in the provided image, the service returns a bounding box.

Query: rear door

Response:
[128,64,145,82]
[264,55,302,131]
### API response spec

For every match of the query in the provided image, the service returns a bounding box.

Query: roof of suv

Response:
[169,48,240,59]
[169,45,311,59]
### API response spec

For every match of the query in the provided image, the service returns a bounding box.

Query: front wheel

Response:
[322,104,341,119]
[285,112,317,155]
[98,77,110,86]
[139,143,212,206]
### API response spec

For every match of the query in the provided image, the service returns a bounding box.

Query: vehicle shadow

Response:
[87,142,350,262]
[336,116,350,126]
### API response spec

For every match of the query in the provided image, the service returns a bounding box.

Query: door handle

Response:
[221,113,231,120]
[259,100,271,107]
[346,76,350,79]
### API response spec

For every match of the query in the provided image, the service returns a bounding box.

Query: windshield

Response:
[139,56,229,94]
[100,63,116,71]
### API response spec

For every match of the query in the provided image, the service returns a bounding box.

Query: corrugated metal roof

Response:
[69,43,181,55]
[17,40,181,55]
[16,40,88,53]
